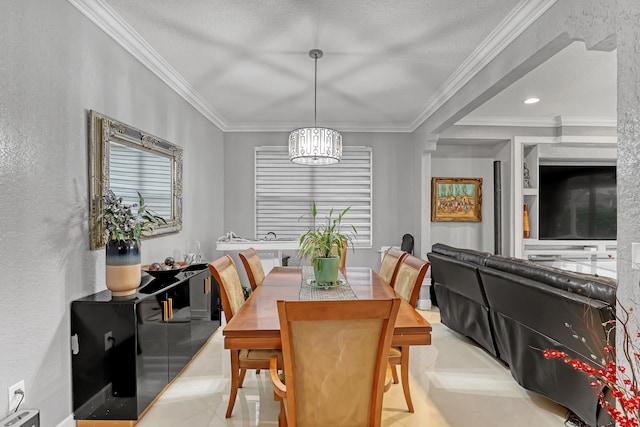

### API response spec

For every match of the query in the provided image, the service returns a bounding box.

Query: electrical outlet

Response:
[8,380,25,412]
[104,331,113,351]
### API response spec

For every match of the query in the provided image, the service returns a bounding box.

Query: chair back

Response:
[277,298,401,427]
[208,255,245,324]
[379,247,408,286]
[400,233,414,255]
[330,240,348,271]
[392,254,430,307]
[238,247,265,291]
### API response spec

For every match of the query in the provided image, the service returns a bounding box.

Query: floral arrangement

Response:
[98,189,166,242]
[542,302,639,427]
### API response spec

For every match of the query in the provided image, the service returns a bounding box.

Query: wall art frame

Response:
[431,177,482,222]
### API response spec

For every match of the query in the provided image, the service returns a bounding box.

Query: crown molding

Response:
[69,0,564,134]
[456,115,559,127]
[559,116,617,127]
[67,0,229,130]
[223,122,414,133]
[456,115,616,128]
[409,0,559,132]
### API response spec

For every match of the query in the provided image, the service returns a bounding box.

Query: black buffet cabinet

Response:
[71,265,220,421]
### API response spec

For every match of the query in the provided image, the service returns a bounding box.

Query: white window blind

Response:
[109,142,172,217]
[255,146,372,248]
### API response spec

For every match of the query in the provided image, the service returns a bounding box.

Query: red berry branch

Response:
[542,302,640,427]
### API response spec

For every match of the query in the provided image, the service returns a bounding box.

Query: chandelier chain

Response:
[314,51,318,127]
[288,48,342,165]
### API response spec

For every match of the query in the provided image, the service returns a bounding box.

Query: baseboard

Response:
[417,298,432,310]
[56,414,75,427]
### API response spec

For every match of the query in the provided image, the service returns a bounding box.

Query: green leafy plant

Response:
[298,202,357,261]
[98,189,167,242]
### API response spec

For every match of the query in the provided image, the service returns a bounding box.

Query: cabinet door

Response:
[166,282,192,380]
[72,302,138,419]
[189,269,219,352]
[136,295,169,414]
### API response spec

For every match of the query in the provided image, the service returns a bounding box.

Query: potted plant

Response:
[97,189,166,296]
[298,202,356,286]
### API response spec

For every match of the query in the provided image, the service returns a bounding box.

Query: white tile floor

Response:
[137,310,569,427]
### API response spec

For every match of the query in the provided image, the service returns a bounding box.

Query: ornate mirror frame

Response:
[88,110,183,250]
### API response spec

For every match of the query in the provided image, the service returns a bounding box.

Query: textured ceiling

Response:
[99,0,615,132]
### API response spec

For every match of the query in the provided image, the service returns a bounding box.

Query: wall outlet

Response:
[7,380,25,412]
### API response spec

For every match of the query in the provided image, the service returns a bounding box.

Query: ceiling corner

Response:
[409,0,559,132]
[67,0,230,131]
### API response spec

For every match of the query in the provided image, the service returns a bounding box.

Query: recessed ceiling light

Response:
[524,97,540,104]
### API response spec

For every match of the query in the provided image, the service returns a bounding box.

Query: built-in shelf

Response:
[513,135,617,259]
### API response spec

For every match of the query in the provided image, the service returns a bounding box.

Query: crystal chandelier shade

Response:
[289,49,342,165]
[289,127,342,165]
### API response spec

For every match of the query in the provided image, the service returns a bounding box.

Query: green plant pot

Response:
[313,256,340,286]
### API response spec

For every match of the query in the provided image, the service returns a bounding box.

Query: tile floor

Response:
[137,310,569,427]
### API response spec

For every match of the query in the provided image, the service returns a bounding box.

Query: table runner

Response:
[298,266,358,301]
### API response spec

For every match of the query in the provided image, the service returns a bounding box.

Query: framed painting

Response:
[431,177,482,222]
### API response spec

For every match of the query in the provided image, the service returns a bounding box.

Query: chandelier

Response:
[289,49,342,165]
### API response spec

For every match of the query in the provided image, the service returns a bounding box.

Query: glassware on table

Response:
[184,240,202,264]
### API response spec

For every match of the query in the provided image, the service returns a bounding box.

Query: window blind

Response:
[109,142,172,217]
[255,146,372,248]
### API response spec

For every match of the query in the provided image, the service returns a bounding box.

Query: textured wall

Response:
[223,132,415,270]
[0,1,224,425]
[614,0,640,309]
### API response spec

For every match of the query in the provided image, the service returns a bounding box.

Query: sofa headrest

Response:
[431,243,491,266]
[484,255,617,305]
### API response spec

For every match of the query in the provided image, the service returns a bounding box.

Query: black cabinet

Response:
[187,268,220,352]
[71,266,220,421]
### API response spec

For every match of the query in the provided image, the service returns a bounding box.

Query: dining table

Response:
[223,266,432,353]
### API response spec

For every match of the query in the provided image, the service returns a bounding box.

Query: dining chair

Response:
[379,247,408,286]
[400,233,414,255]
[270,298,401,427]
[238,247,265,291]
[388,254,430,413]
[208,255,282,418]
[331,239,348,271]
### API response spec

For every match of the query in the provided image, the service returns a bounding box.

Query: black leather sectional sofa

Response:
[427,243,617,427]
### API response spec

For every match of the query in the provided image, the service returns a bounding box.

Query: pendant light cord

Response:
[314,52,318,127]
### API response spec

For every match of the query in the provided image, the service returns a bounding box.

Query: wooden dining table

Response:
[223,266,432,352]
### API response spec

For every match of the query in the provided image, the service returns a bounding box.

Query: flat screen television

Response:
[538,165,616,240]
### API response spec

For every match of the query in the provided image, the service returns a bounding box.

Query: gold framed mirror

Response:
[88,110,183,250]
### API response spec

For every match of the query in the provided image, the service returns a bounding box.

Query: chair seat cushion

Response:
[389,346,402,358]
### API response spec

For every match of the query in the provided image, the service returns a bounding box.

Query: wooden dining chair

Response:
[379,247,408,286]
[388,254,430,413]
[208,255,282,418]
[270,298,401,427]
[238,247,265,291]
[331,239,348,271]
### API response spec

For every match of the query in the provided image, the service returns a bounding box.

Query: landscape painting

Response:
[431,177,482,222]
